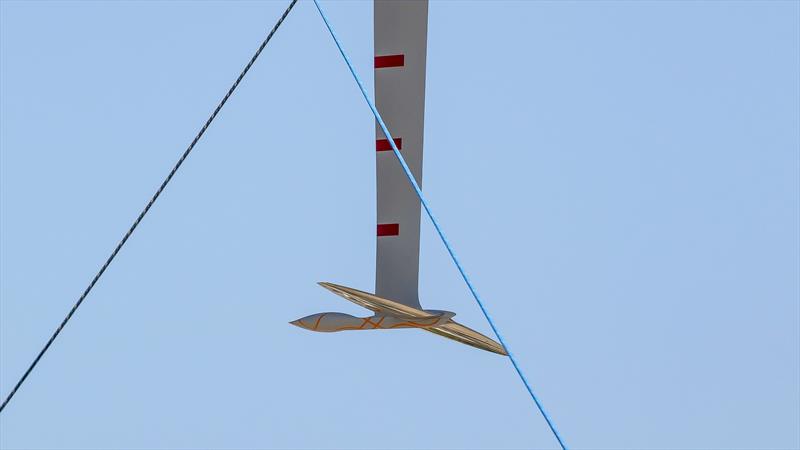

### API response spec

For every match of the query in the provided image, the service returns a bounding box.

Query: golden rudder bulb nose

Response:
[288,319,307,329]
[289,312,364,332]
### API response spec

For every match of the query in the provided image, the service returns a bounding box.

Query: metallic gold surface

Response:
[318,282,429,318]
[311,282,507,356]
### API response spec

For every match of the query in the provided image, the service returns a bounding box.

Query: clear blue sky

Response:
[1,1,798,449]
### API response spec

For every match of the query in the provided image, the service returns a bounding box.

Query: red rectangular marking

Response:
[374,54,404,69]
[377,223,399,237]
[376,138,402,152]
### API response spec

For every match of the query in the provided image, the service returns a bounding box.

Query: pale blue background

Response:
[1,1,798,449]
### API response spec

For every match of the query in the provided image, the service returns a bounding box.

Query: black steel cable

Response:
[0,0,298,414]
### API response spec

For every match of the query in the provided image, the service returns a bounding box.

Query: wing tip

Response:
[426,321,509,356]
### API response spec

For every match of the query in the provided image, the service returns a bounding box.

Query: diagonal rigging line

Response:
[310,1,568,449]
[0,0,298,414]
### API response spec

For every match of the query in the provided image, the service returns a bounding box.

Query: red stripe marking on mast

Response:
[377,223,399,237]
[376,138,402,152]
[374,54,404,68]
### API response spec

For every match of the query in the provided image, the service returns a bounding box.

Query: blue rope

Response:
[311,1,567,448]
